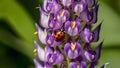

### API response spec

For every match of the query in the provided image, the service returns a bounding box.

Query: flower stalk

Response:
[33,0,106,68]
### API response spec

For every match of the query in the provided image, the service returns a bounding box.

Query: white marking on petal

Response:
[62,0,71,7]
[38,29,47,44]
[74,4,83,14]
[68,27,72,36]
[72,27,78,36]
[43,0,47,12]
[41,12,49,28]
[84,51,91,61]
[68,50,78,59]
[62,16,66,23]
[35,43,45,62]
[68,27,78,36]
[74,50,79,58]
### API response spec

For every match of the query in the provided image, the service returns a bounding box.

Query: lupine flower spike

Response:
[33,0,106,68]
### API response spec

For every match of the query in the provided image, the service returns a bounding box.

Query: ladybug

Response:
[53,29,65,42]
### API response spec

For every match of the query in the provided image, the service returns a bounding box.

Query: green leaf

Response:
[96,48,120,68]
[92,2,120,47]
[0,28,34,59]
[0,0,36,44]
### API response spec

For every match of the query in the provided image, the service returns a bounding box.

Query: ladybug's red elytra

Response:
[53,29,65,42]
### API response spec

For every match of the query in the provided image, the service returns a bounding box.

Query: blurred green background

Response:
[0,0,120,68]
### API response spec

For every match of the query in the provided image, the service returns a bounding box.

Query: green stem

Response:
[66,58,70,68]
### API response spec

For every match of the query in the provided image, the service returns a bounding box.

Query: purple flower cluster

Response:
[34,0,104,68]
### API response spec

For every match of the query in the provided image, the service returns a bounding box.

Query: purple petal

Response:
[66,42,81,59]
[45,45,53,53]
[44,46,53,61]
[76,21,81,32]
[42,0,48,12]
[84,44,96,62]
[61,0,72,7]
[89,61,97,68]
[35,24,47,44]
[64,38,82,59]
[76,55,83,62]
[46,33,54,46]
[35,23,39,31]
[69,61,86,68]
[46,47,64,64]
[64,42,71,55]
[84,43,90,50]
[88,4,99,24]
[68,27,78,36]
[86,0,95,8]
[46,0,62,13]
[80,61,87,68]
[54,46,61,54]
[48,18,56,29]
[40,7,49,28]
[76,42,82,54]
[80,10,89,22]
[64,21,70,32]
[48,16,63,30]
[53,22,63,30]
[44,63,51,68]
[46,2,53,13]
[52,1,62,13]
[74,3,84,14]
[54,53,64,64]
[47,54,57,64]
[56,9,70,23]
[33,59,43,68]
[34,41,45,61]
[69,62,77,68]
[50,40,62,47]
[84,49,96,62]
[92,22,102,42]
[95,41,103,61]
[80,0,87,10]
[80,27,93,43]
[84,41,103,62]
[65,19,81,36]
[68,49,79,59]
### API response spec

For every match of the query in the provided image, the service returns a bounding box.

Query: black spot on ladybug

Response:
[58,34,60,37]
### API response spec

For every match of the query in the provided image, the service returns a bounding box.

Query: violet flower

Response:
[84,41,103,62]
[35,23,47,44]
[64,38,82,59]
[34,41,64,65]
[73,0,87,14]
[61,0,73,7]
[80,22,102,43]
[55,8,70,24]
[34,59,51,68]
[69,61,86,68]
[33,0,105,68]
[48,15,63,30]
[64,17,81,36]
